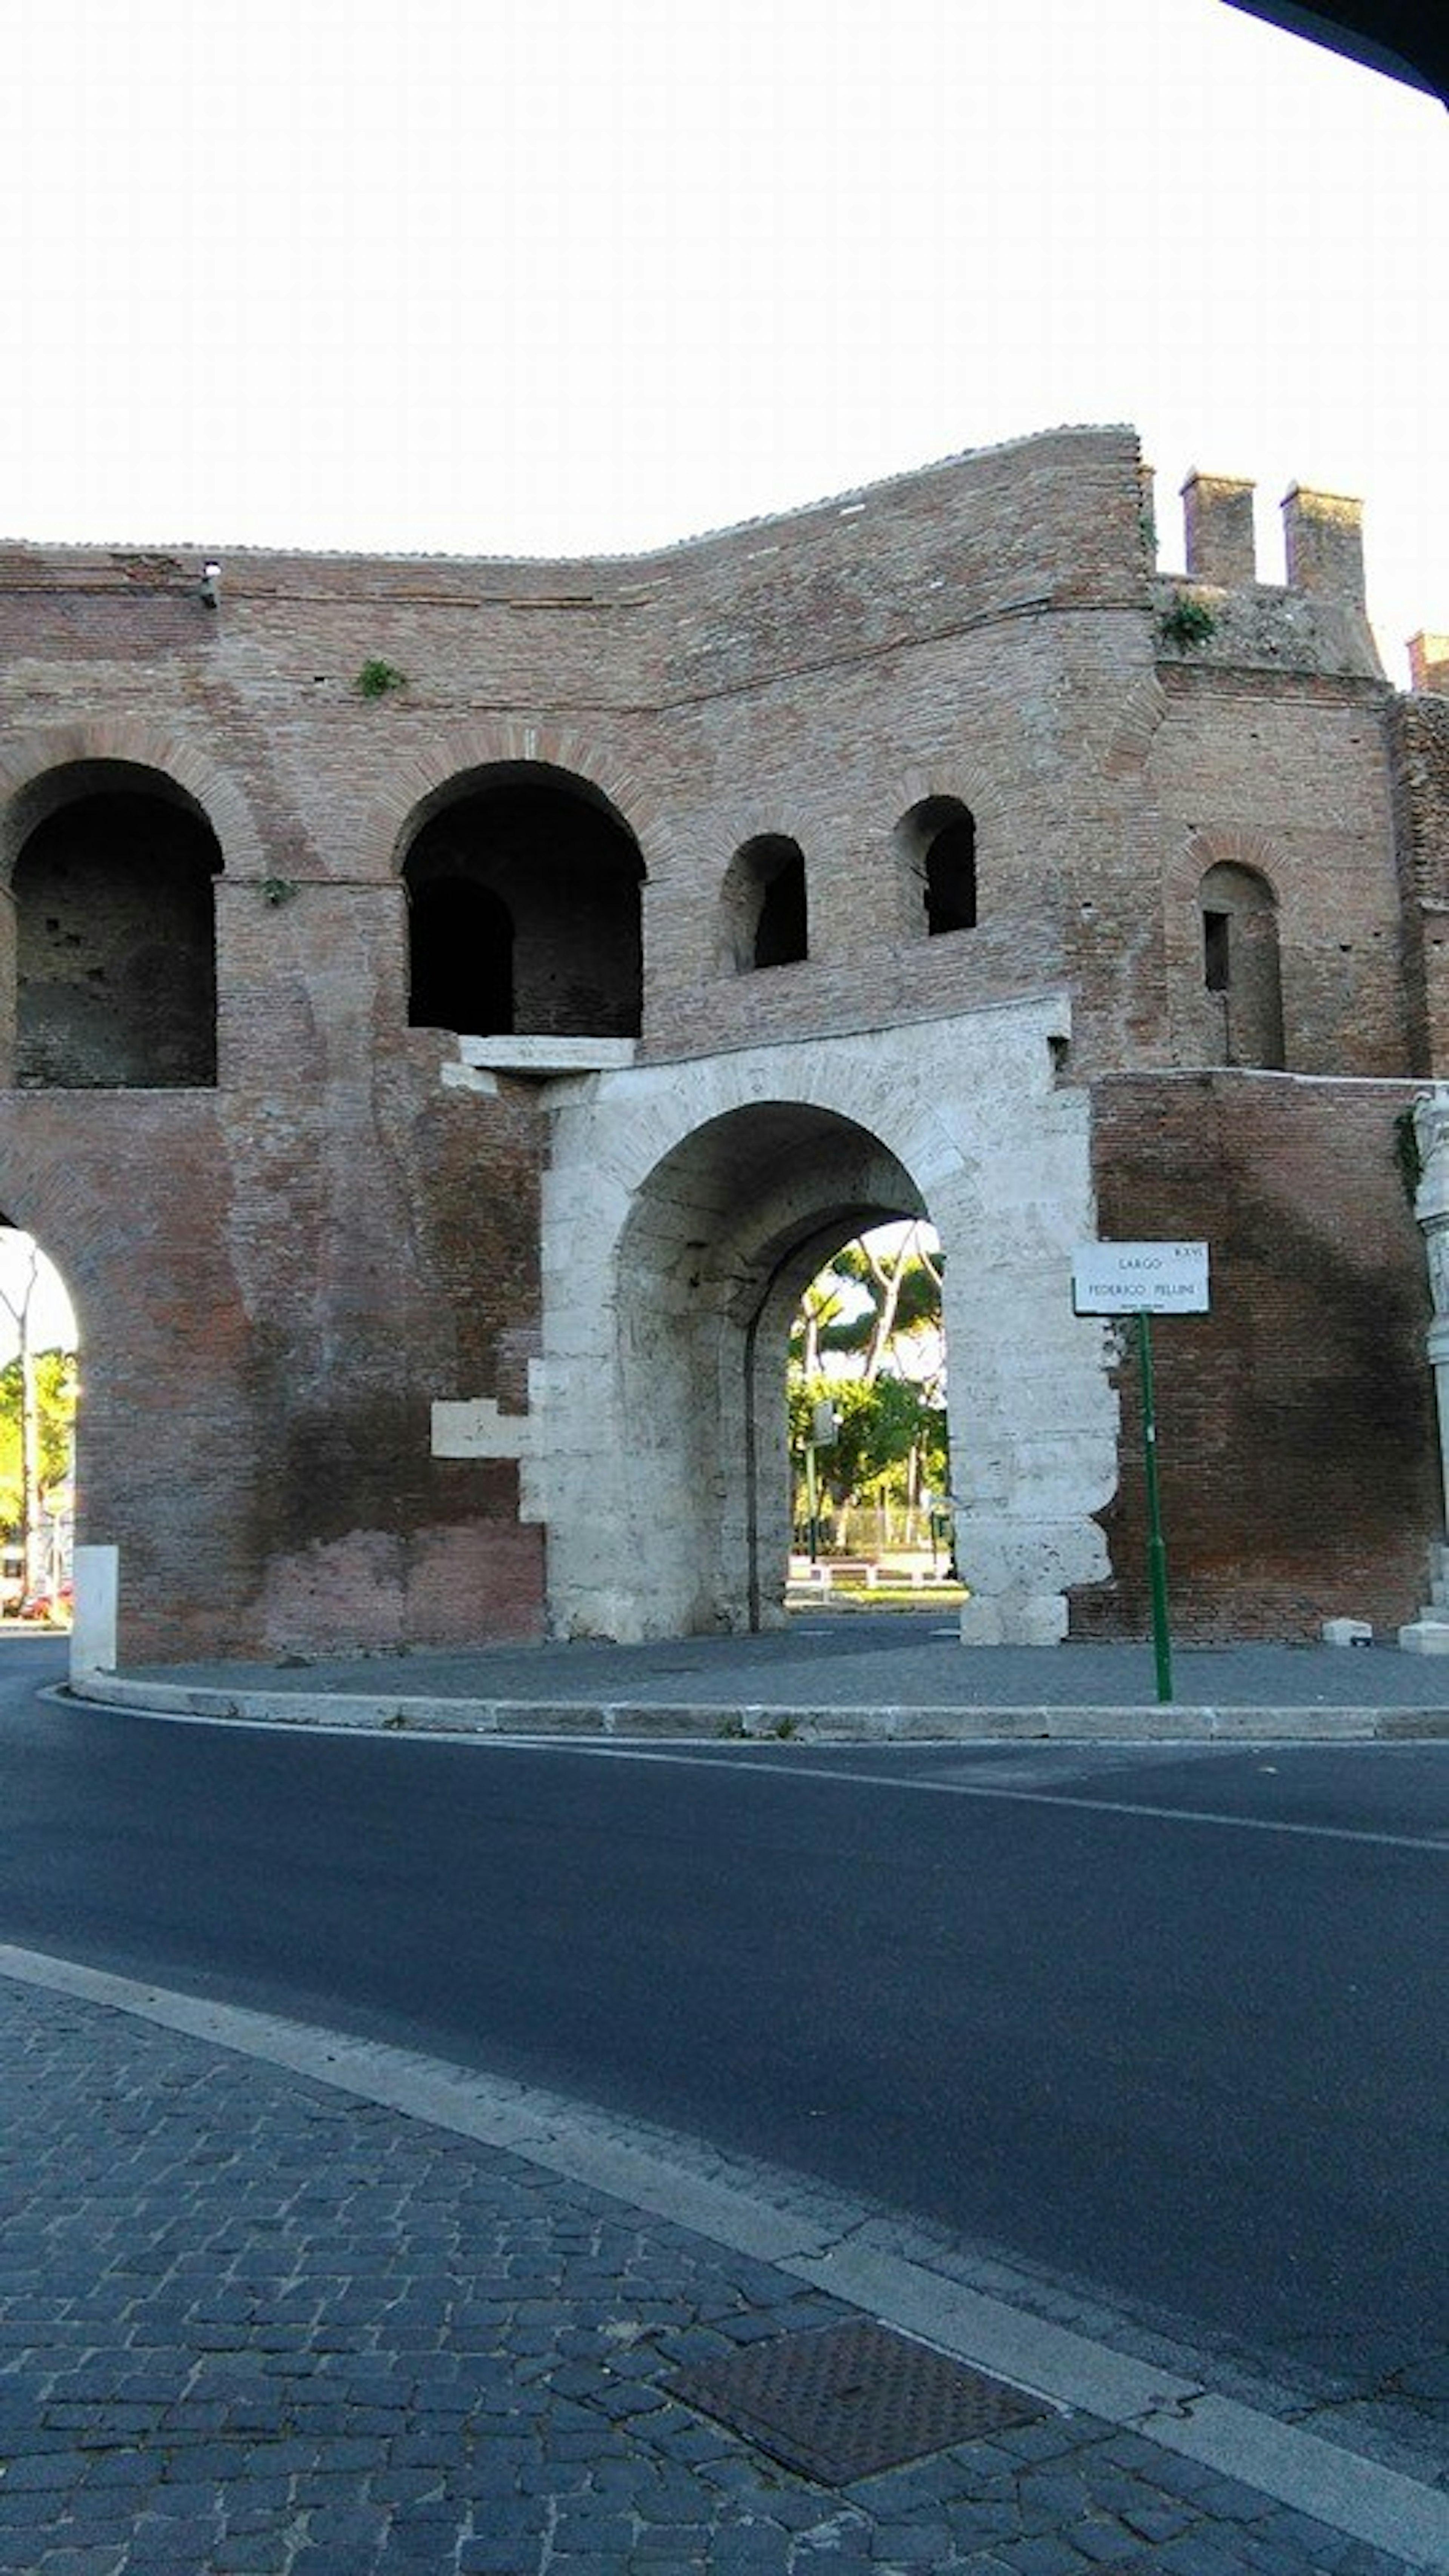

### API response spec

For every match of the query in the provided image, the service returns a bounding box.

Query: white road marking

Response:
[57,1692,1449,1853]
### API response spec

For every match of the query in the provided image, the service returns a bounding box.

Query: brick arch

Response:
[0,723,263,883]
[0,1144,94,1342]
[891,762,1011,852]
[1183,825,1280,890]
[358,720,661,878]
[884,763,1008,942]
[1181,829,1284,1072]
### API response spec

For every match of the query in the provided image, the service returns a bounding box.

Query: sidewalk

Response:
[3,1945,1444,2576]
[72,1614,1449,1742]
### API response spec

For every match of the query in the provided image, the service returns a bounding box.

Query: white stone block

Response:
[71,1545,119,1679]
[1321,1618,1373,1647]
[1398,1619,1449,1655]
[430,1397,534,1460]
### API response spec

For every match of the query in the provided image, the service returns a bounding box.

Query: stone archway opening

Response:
[788,1218,948,1579]
[0,1222,78,1621]
[604,1102,936,1638]
[401,764,644,1040]
[6,762,222,1088]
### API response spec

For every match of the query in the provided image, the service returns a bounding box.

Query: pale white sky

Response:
[3,0,1445,680]
[0,1236,77,1362]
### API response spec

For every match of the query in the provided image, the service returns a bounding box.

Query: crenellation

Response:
[1282,481,1367,607]
[1181,470,1257,587]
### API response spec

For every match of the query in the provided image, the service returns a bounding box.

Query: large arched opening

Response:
[608,1103,936,1635]
[788,1219,949,1581]
[5,762,223,1088]
[0,1223,78,1622]
[401,764,645,1040]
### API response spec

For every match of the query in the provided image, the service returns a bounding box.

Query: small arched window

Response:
[896,796,977,936]
[1197,861,1284,1069]
[722,835,808,973]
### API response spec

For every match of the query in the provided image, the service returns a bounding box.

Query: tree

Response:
[0,1234,78,1603]
[0,1349,78,1533]
[788,1223,950,1549]
[794,1223,944,1393]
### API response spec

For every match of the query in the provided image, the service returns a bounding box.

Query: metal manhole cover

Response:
[663,2318,1049,2485]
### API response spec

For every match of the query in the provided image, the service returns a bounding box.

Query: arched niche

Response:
[7,762,222,1089]
[1198,859,1284,1069]
[400,764,644,1039]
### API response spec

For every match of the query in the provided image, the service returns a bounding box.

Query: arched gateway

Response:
[489,1005,1117,1644]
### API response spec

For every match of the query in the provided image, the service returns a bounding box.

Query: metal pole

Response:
[1138,1309,1173,1704]
[804,1440,820,1566]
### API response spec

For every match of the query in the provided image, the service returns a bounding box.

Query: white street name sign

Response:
[1072,1240,1210,1316]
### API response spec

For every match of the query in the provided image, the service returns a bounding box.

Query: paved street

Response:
[3,1634,1447,2568]
[2,1953,1444,2575]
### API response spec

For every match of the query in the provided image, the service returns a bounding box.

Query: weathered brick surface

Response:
[1077,1072,1438,1641]
[0,425,1441,1655]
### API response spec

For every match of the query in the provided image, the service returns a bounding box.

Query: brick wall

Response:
[1077,1071,1438,1640]
[1388,689,1449,1072]
[0,425,1439,1656]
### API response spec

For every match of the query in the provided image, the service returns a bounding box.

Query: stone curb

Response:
[65,1670,1449,1741]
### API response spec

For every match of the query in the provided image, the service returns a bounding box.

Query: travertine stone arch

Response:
[531,995,1116,1641]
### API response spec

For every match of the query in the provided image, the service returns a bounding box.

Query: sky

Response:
[0,1235,76,1364]
[2,0,1444,682]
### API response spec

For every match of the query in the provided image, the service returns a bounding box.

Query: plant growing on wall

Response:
[354,658,407,699]
[1160,590,1218,650]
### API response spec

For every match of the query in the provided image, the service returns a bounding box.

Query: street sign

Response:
[1069,1240,1211,1709]
[1071,1240,1209,1316]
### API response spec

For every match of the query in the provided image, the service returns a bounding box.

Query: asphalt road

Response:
[3,1634,1445,2455]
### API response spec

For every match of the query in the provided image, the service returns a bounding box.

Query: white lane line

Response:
[54,1693,1449,1853]
[468,1736,1449,1855]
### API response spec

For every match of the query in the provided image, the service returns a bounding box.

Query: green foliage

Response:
[0,1348,77,1532]
[789,1229,944,1384]
[354,658,407,699]
[790,1371,946,1512]
[1160,590,1217,650]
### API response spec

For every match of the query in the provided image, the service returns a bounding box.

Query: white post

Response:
[70,1545,119,1681]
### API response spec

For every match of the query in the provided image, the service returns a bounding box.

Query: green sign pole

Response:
[1137,1309,1174,1704]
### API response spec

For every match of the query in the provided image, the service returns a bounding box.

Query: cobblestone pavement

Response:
[2,1971,1437,2576]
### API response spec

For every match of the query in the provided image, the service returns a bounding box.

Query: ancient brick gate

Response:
[0,422,1443,1662]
